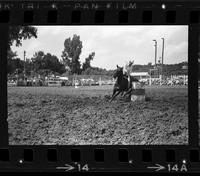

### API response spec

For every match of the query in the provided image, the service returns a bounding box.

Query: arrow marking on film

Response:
[147,164,165,172]
[56,164,75,171]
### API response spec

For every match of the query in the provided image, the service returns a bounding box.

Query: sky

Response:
[11,25,188,70]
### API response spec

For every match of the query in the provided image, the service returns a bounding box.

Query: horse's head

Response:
[113,65,123,79]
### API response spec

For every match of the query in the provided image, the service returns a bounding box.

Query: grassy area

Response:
[8,85,187,96]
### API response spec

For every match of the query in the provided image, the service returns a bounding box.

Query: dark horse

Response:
[110,65,139,102]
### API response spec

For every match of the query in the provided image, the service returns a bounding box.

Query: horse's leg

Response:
[111,90,122,101]
[128,89,132,99]
[123,88,132,97]
[110,88,117,101]
[110,89,121,102]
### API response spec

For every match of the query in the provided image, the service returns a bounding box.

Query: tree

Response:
[31,51,66,75]
[9,58,24,76]
[82,52,95,72]
[61,34,82,74]
[7,26,37,75]
[8,26,37,49]
[24,58,33,76]
[7,50,18,74]
[82,66,113,76]
[43,53,66,74]
[7,50,26,75]
[31,51,45,71]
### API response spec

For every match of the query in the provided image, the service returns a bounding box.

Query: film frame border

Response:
[0,1,199,24]
[0,0,199,173]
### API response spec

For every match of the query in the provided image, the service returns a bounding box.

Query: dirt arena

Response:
[8,85,188,145]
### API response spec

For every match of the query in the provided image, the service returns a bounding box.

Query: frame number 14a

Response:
[147,162,187,172]
[167,163,187,172]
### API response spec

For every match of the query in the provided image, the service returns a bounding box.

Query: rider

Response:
[124,60,134,88]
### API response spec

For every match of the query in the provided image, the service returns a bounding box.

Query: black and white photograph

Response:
[7,25,188,145]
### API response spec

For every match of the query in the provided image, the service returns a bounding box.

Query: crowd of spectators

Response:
[8,75,188,87]
[141,75,188,86]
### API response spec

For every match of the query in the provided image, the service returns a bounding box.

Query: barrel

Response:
[131,82,145,102]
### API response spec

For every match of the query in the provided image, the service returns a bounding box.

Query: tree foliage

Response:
[7,58,24,75]
[61,34,82,74]
[7,26,38,74]
[162,62,188,76]
[7,50,18,73]
[31,51,66,74]
[8,50,66,76]
[31,51,44,71]
[129,62,188,76]
[82,52,95,72]
[8,26,37,49]
[82,66,114,76]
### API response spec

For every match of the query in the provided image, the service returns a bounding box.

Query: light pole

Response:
[24,50,26,79]
[161,38,165,80]
[153,39,158,78]
[153,40,157,67]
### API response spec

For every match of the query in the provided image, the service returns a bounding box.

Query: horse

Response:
[110,65,139,102]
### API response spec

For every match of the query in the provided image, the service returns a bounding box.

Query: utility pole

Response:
[24,50,26,78]
[153,39,157,78]
[161,38,165,80]
[153,40,157,67]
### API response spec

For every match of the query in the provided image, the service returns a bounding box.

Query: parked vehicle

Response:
[7,80,16,87]
[47,77,62,87]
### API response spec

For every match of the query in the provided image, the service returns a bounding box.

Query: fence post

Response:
[183,75,186,85]
[159,75,162,86]
[149,76,151,85]
[171,75,173,86]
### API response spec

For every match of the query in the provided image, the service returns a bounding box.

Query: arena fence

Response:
[7,75,188,87]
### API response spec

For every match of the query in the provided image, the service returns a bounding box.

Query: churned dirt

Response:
[8,85,188,145]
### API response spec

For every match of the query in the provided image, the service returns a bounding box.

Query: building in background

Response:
[130,72,150,82]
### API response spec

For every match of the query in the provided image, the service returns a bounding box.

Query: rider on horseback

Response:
[110,61,137,101]
[123,60,134,89]
[114,60,134,90]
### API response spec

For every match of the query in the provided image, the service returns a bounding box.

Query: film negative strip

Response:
[0,0,199,173]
